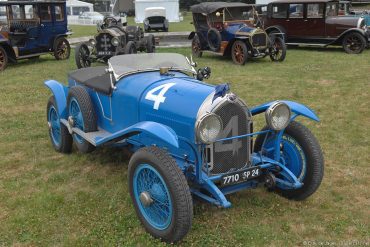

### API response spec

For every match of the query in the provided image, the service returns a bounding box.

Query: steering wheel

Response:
[104,17,119,26]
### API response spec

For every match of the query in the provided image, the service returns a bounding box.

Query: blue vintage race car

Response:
[45,53,324,243]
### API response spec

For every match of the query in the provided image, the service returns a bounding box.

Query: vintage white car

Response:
[144,7,169,32]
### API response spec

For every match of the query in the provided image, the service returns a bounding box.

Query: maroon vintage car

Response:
[262,0,370,53]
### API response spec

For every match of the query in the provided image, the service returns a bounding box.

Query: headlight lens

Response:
[111,37,120,46]
[265,102,291,131]
[196,113,223,144]
[89,38,96,46]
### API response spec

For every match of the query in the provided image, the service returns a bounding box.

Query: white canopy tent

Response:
[134,0,180,23]
[66,0,93,16]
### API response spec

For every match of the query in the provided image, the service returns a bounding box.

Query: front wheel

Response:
[342,32,366,54]
[54,37,70,60]
[254,121,324,200]
[75,43,91,68]
[269,36,286,62]
[128,147,193,243]
[125,41,137,54]
[231,40,248,65]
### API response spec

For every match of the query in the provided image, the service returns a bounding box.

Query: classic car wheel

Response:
[128,146,193,243]
[207,28,222,52]
[125,41,137,54]
[231,41,248,65]
[192,34,203,58]
[67,86,97,153]
[342,32,366,54]
[0,46,8,71]
[47,96,72,153]
[54,37,71,60]
[269,37,286,62]
[75,43,91,69]
[146,34,156,53]
[254,121,324,200]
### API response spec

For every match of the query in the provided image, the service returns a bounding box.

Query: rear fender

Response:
[44,80,69,119]
[95,121,179,149]
[250,100,319,122]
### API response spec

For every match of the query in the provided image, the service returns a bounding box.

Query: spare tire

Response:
[207,28,222,52]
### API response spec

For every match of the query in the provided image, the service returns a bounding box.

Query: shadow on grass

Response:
[287,45,345,53]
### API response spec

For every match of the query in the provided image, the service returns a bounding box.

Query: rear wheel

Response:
[67,86,97,153]
[54,37,70,60]
[128,146,193,243]
[269,37,286,62]
[125,41,137,54]
[75,43,91,69]
[146,34,155,53]
[342,32,366,54]
[254,121,324,200]
[47,96,72,153]
[231,40,248,65]
[0,46,8,71]
[192,34,203,58]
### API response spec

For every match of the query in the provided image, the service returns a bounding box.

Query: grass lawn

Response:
[69,14,193,38]
[0,47,369,246]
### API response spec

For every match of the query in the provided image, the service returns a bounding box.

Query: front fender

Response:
[44,80,69,119]
[250,100,320,122]
[188,31,196,40]
[95,121,179,148]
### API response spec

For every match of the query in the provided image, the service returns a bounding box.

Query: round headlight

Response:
[265,102,291,131]
[111,37,120,46]
[196,113,223,144]
[89,38,96,46]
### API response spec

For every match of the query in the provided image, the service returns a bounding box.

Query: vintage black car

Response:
[0,0,71,71]
[75,16,155,68]
[189,2,287,65]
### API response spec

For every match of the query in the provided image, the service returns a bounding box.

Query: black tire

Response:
[67,86,97,153]
[53,37,71,60]
[146,34,155,53]
[128,146,193,243]
[75,43,91,69]
[207,28,222,52]
[125,41,137,54]
[231,40,248,65]
[192,34,203,58]
[254,121,324,200]
[269,36,286,62]
[47,96,73,153]
[342,32,366,54]
[0,46,8,71]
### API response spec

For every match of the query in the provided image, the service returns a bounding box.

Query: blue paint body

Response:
[0,1,70,58]
[45,64,320,208]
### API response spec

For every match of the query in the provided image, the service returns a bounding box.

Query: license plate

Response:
[98,51,112,56]
[221,166,261,186]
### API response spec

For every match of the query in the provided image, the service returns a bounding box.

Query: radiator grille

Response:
[96,33,115,55]
[252,32,267,47]
[209,101,250,175]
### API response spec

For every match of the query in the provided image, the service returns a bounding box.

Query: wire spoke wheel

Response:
[69,98,84,144]
[269,36,286,62]
[79,46,91,67]
[134,164,172,230]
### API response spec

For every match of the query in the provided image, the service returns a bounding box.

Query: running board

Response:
[287,43,328,47]
[17,52,49,59]
[60,119,112,146]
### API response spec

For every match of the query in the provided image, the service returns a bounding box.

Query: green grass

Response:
[0,47,369,246]
[70,13,193,38]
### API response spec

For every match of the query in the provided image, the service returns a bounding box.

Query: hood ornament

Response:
[212,83,230,103]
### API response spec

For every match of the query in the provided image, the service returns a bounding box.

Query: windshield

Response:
[0,6,7,30]
[109,53,195,80]
[224,6,254,21]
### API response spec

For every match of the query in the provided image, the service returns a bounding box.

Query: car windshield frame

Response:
[108,53,196,81]
[224,6,255,22]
